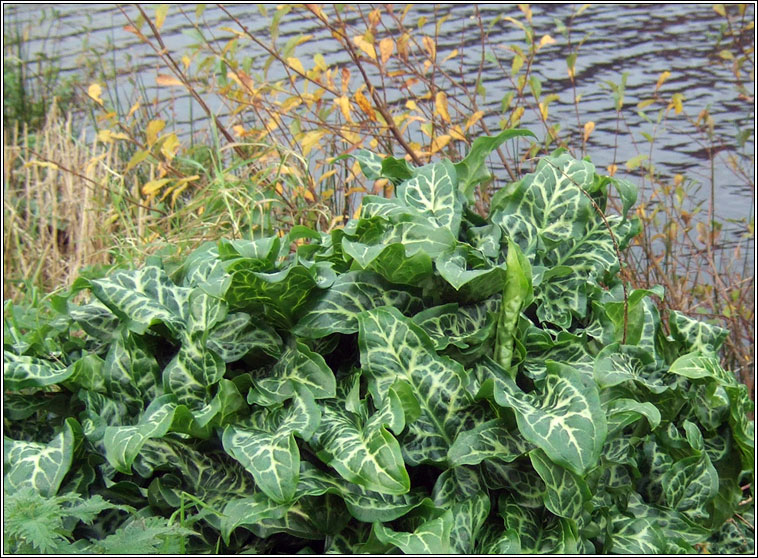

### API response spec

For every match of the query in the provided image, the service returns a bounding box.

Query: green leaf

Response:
[313,390,409,495]
[529,448,591,520]
[371,508,454,554]
[662,452,719,520]
[103,395,206,474]
[479,358,607,475]
[3,352,73,391]
[358,306,481,464]
[294,270,422,338]
[411,298,499,351]
[223,386,320,503]
[435,244,508,299]
[89,265,191,336]
[396,159,462,236]
[207,312,283,360]
[455,128,537,202]
[252,342,336,403]
[4,418,81,497]
[162,333,226,409]
[447,418,532,466]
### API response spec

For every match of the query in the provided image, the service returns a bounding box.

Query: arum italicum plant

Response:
[4,129,754,554]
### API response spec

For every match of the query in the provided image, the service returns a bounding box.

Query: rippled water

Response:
[4,3,754,258]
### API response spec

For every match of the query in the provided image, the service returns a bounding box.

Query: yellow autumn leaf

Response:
[539,102,549,120]
[442,48,458,63]
[280,96,303,113]
[286,57,305,76]
[87,83,104,106]
[146,119,166,146]
[655,70,671,92]
[405,100,419,111]
[465,110,484,132]
[300,129,327,156]
[379,37,394,65]
[354,90,376,121]
[96,129,129,143]
[397,33,410,59]
[583,121,595,142]
[449,125,466,141]
[538,34,556,49]
[334,95,352,121]
[155,4,168,29]
[671,93,684,115]
[125,149,150,173]
[422,36,436,60]
[638,99,656,110]
[510,106,525,127]
[314,53,327,71]
[142,178,171,197]
[156,74,184,87]
[713,4,726,17]
[435,91,451,123]
[319,169,338,184]
[607,163,618,176]
[353,35,376,60]
[125,102,140,120]
[430,134,452,154]
[160,133,180,161]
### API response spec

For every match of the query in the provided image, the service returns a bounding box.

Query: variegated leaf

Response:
[343,241,434,285]
[484,460,545,507]
[448,418,532,466]
[4,417,81,496]
[207,312,282,361]
[491,154,635,328]
[223,386,320,503]
[607,515,667,554]
[3,351,73,391]
[103,394,206,474]
[223,261,331,328]
[529,448,590,520]
[432,468,490,553]
[479,357,606,475]
[162,333,226,409]
[68,299,119,341]
[669,351,739,386]
[662,452,719,520]
[371,509,454,554]
[294,270,422,338]
[396,159,462,236]
[351,148,384,180]
[358,306,482,464]
[412,298,499,351]
[342,485,430,523]
[669,310,728,353]
[593,343,668,393]
[103,332,161,404]
[89,265,191,335]
[219,493,291,543]
[252,342,336,404]
[435,244,507,299]
[313,390,409,495]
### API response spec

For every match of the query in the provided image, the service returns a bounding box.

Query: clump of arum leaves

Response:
[4,129,754,554]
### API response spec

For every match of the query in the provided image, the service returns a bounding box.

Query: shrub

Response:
[3,134,753,553]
